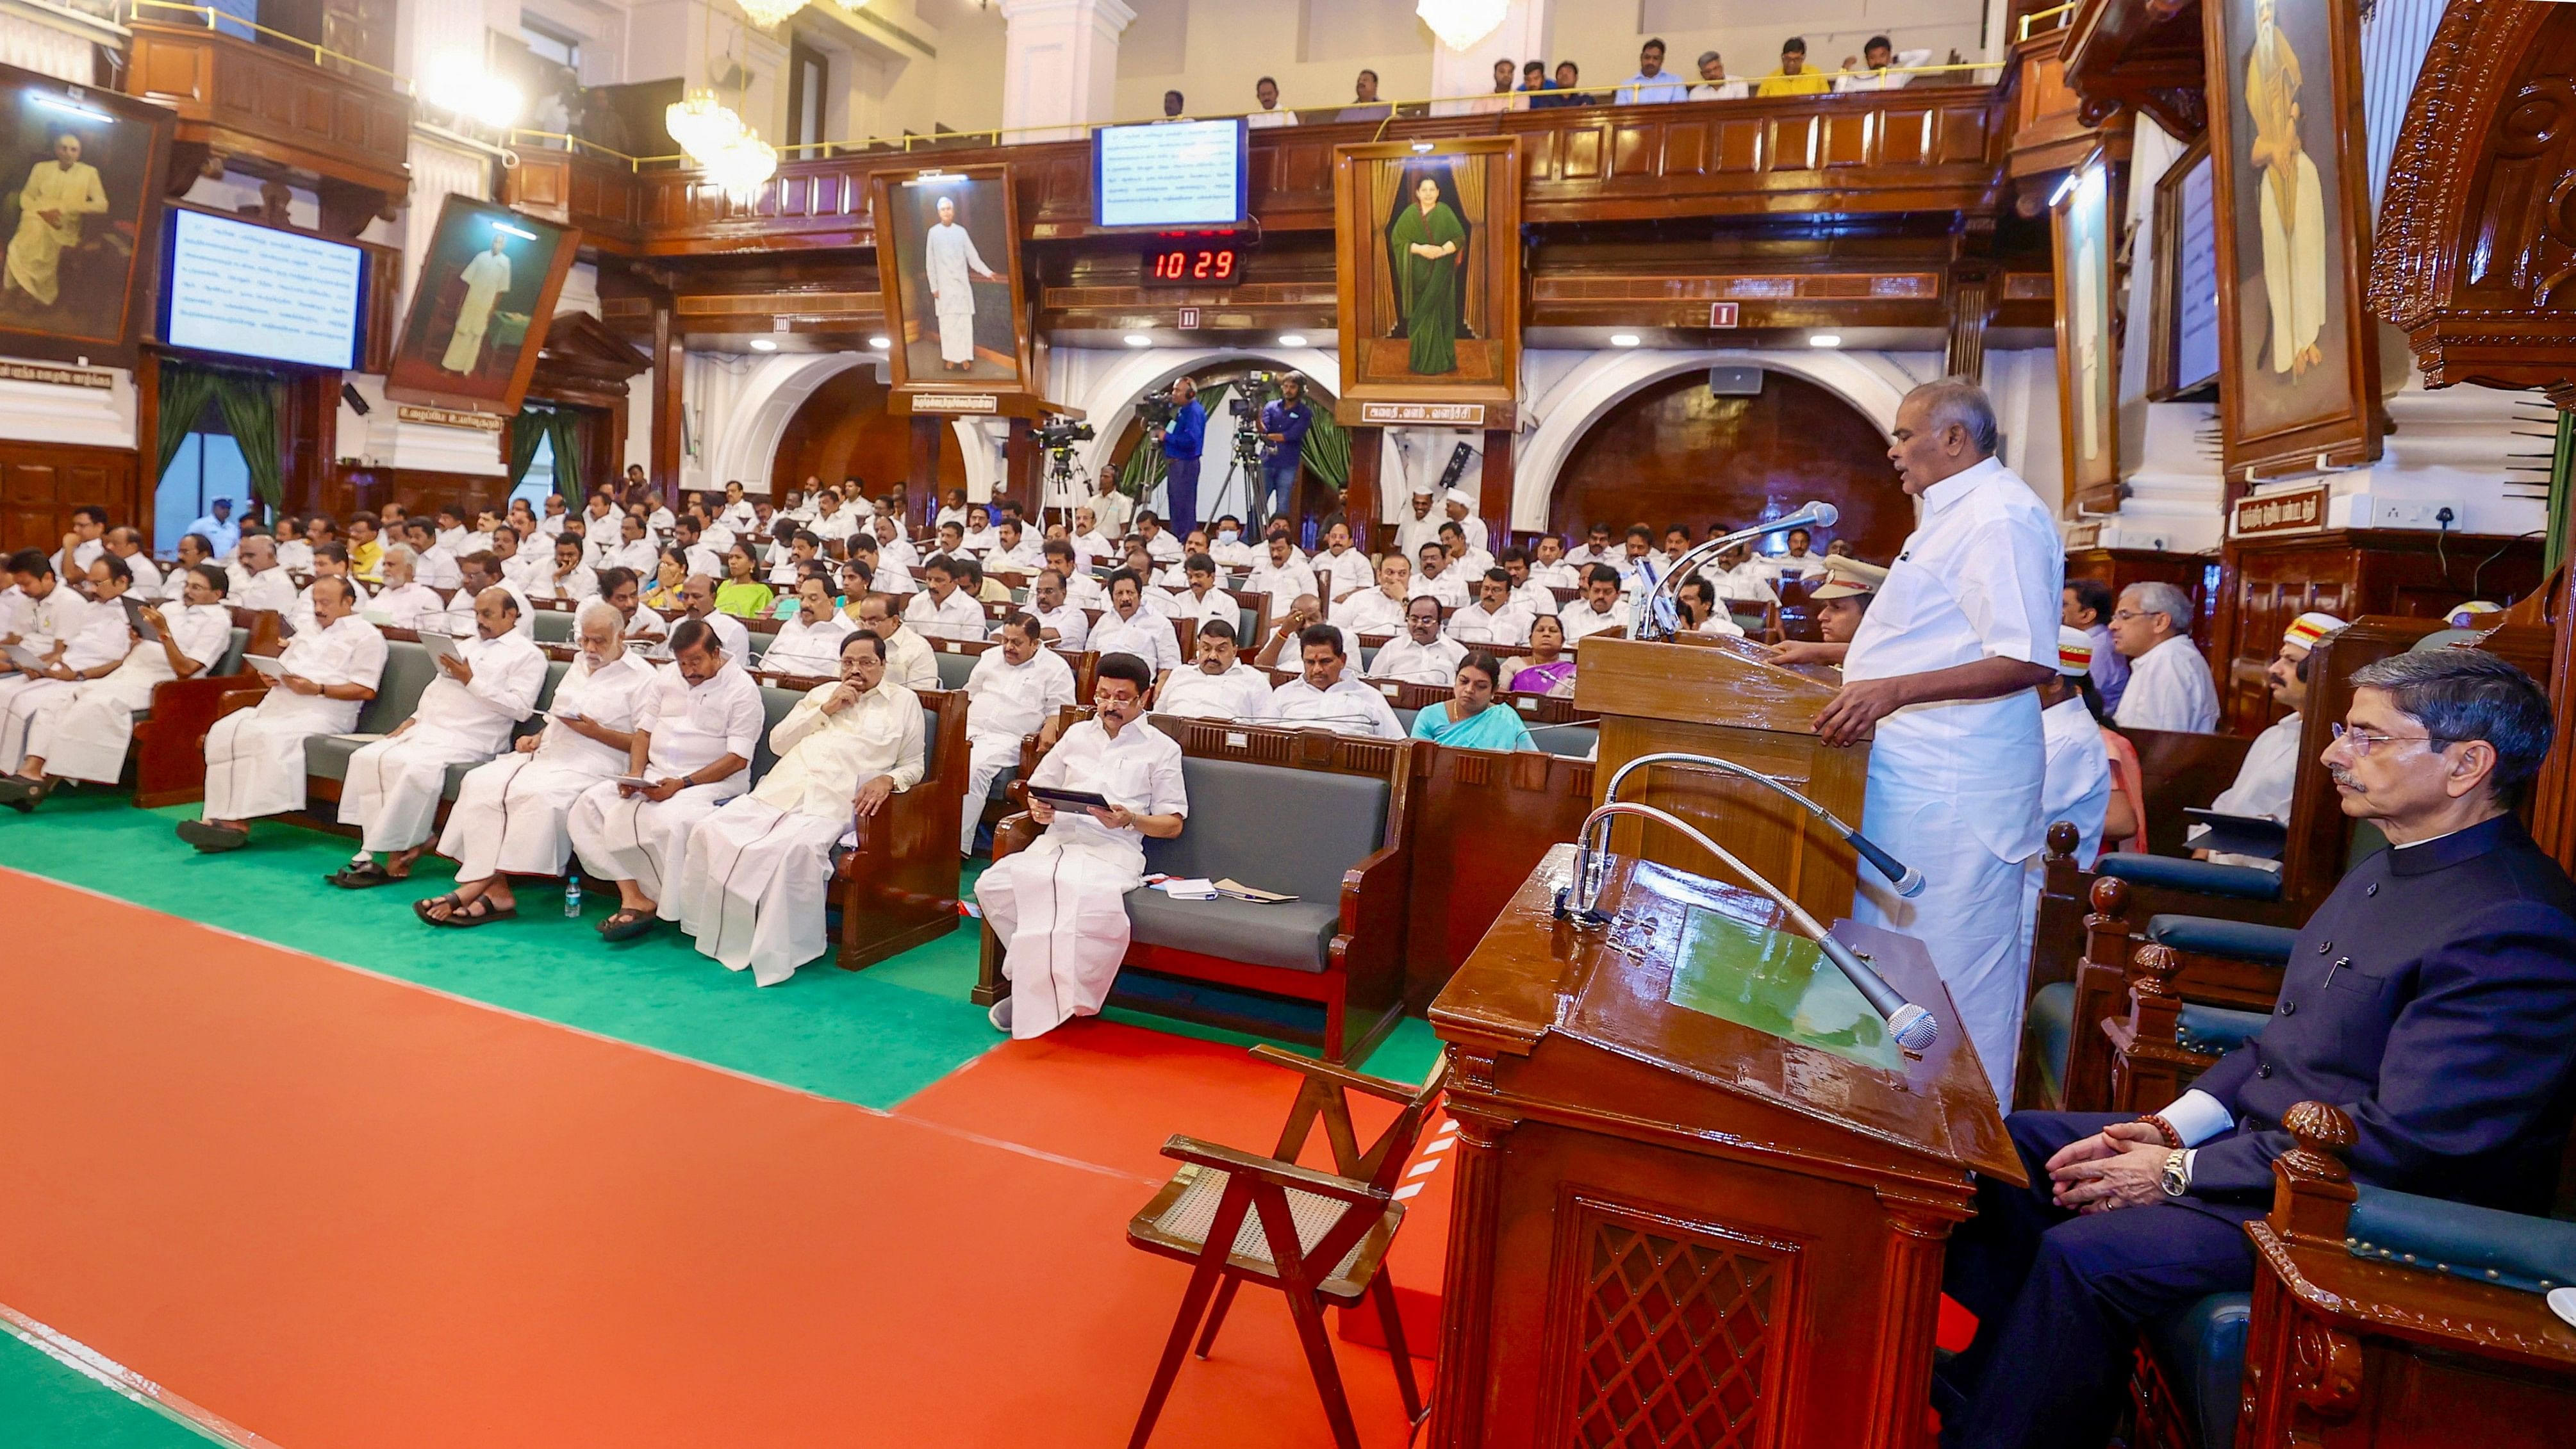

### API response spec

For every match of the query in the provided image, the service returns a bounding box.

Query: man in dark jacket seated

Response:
[1937,649,2576,1449]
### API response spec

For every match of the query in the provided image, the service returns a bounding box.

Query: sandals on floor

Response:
[447,897,516,928]
[597,907,657,941]
[326,861,393,889]
[176,820,250,852]
[413,893,463,925]
[0,776,46,812]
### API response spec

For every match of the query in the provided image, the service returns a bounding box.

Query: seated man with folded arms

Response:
[2187,611,2345,868]
[2,562,231,809]
[227,534,298,614]
[422,602,658,926]
[1560,563,1631,643]
[1087,569,1187,685]
[1244,526,1317,612]
[987,517,1043,574]
[959,613,1077,854]
[180,577,387,852]
[1372,594,1469,685]
[1334,552,1413,635]
[762,575,856,677]
[1447,568,1533,647]
[1266,623,1403,738]
[1069,506,1113,565]
[370,547,445,628]
[1528,534,1581,589]
[1029,568,1091,650]
[974,651,1186,1038]
[327,586,547,888]
[851,592,938,691]
[568,618,766,941]
[1253,593,1359,671]
[1154,619,1273,720]
[1172,552,1237,627]
[1206,514,1257,570]
[674,630,925,986]
[1937,650,2576,1449]
[904,554,989,642]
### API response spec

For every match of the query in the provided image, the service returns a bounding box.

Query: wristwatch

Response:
[2159,1148,2190,1198]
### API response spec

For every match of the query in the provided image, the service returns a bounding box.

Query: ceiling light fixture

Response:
[1415,0,1507,52]
[1808,333,1843,348]
[868,335,891,349]
[1124,333,1153,347]
[736,0,812,29]
[1276,334,1307,347]
[1609,333,1640,347]
[423,52,525,129]
[748,338,779,351]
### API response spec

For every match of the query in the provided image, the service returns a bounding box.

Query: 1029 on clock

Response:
[1143,241,1245,285]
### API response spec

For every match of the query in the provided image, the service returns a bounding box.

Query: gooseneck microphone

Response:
[1635,500,1841,642]
[1597,752,1925,898]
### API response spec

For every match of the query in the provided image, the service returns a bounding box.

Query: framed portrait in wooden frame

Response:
[2149,137,2222,402]
[2204,0,2384,482]
[868,163,1036,411]
[384,195,582,416]
[0,68,175,368]
[1332,135,1521,430]
[2053,158,2122,513]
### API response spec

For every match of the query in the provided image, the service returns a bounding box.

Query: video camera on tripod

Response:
[1029,415,1094,452]
[1227,370,1278,421]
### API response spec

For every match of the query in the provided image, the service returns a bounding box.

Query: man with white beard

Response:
[179,576,388,851]
[0,562,232,809]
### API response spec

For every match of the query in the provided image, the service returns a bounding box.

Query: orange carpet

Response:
[0,869,1424,1448]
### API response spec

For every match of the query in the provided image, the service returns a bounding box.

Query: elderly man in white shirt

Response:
[2111,581,2220,733]
[369,547,445,629]
[1154,620,1273,720]
[570,618,768,941]
[1560,565,1633,643]
[1391,484,1443,563]
[1371,595,1470,685]
[957,504,1002,558]
[1069,508,1115,567]
[2,562,233,807]
[975,652,1186,1038]
[101,527,161,598]
[675,630,925,985]
[1335,554,1414,636]
[1029,569,1091,651]
[327,587,547,888]
[1244,529,1317,615]
[1310,519,1375,601]
[179,577,389,852]
[1265,623,1403,738]
[850,593,939,692]
[228,534,299,615]
[1763,379,2061,1100]
[2186,611,2343,868]
[1,554,145,768]
[2015,626,2118,968]
[1089,570,1187,684]
[1448,569,1533,648]
[421,603,658,926]
[959,613,1078,854]
[600,511,660,576]
[871,513,920,572]
[904,555,989,643]
[529,534,601,603]
[715,481,759,534]
[762,575,858,677]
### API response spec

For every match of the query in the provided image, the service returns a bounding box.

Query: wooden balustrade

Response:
[125,21,412,227]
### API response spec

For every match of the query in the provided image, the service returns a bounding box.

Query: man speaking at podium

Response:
[1771,379,2059,1098]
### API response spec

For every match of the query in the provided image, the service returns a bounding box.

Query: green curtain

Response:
[508,407,550,494]
[2550,410,2573,577]
[547,407,586,510]
[208,370,285,513]
[1118,433,1165,499]
[1301,403,1351,493]
[154,363,223,483]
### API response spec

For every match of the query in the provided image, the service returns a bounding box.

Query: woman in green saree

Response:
[1410,651,1534,752]
[1390,176,1465,375]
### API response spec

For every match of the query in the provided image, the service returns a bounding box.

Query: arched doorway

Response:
[1096,361,1345,537]
[768,363,962,504]
[1549,369,1911,563]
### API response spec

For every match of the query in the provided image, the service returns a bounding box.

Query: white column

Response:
[1426,0,1551,117]
[998,0,1135,144]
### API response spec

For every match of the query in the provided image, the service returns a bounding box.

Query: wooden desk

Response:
[1426,844,2017,1449]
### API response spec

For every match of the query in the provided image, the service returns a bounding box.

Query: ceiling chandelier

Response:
[707,131,780,203]
[1415,0,1507,53]
[736,0,812,29]
[666,88,777,202]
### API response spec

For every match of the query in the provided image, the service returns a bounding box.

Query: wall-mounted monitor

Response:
[160,209,367,370]
[1092,118,1248,230]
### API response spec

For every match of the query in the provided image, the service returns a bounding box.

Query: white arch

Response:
[1511,349,1937,531]
[701,351,889,495]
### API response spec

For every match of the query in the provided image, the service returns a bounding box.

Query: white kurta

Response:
[2115,635,2220,734]
[1559,600,1630,643]
[438,652,659,881]
[761,615,856,677]
[1245,560,1318,611]
[904,588,988,643]
[19,604,231,783]
[923,220,995,365]
[370,582,444,630]
[1087,609,1186,675]
[1408,570,1471,608]
[2188,709,2304,870]
[1262,676,1403,738]
[441,248,512,373]
[975,716,1189,1037]
[675,681,927,985]
[568,662,766,907]
[338,631,546,852]
[1031,604,1091,650]
[1369,635,1466,686]
[876,625,939,692]
[960,649,1077,852]
[1153,662,1273,720]
[1446,601,1532,648]
[202,616,390,821]
[0,595,123,765]
[2018,695,2115,975]
[6,159,106,306]
[1842,456,2061,1101]
[230,567,297,615]
[1332,589,1408,635]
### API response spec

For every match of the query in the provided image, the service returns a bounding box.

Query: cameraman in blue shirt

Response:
[1159,376,1207,534]
[1257,372,1313,524]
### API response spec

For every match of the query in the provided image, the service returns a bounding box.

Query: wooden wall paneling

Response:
[326,464,512,522]
[0,442,140,557]
[650,303,682,496]
[1399,745,1596,1011]
[1546,370,1913,563]
[767,361,919,504]
[124,22,412,201]
[2063,546,2217,647]
[1344,426,1382,552]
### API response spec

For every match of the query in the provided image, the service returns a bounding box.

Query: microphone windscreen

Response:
[1803,500,1841,529]
[1896,866,1926,898]
[1887,1004,1939,1052]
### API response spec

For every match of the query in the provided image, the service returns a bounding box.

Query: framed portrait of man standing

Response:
[1331,136,1523,431]
[868,163,1034,405]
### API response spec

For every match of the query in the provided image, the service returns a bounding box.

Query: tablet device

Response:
[418,631,462,663]
[120,595,161,644]
[2183,807,2288,861]
[244,654,286,679]
[2,642,45,670]
[1028,785,1114,813]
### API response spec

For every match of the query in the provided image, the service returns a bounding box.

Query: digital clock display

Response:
[1144,242,1245,286]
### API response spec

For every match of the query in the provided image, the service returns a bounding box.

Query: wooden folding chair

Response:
[1124,1045,1450,1449]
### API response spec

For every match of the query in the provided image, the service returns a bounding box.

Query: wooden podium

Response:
[1425,844,2019,1449]
[1573,634,1869,925]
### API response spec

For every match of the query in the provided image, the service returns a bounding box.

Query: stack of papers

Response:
[1214,879,1297,904]
[1151,877,1218,900]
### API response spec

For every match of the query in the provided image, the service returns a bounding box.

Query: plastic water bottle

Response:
[564,877,583,918]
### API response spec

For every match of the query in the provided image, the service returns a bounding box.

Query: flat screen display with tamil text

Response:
[1092,119,1248,229]
[163,210,365,369]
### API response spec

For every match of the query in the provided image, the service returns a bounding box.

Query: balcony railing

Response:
[124,15,412,197]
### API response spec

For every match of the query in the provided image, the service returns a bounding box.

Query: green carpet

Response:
[0,1327,219,1448]
[0,797,1445,1103]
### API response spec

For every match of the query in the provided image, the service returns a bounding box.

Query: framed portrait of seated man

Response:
[1332,135,1523,430]
[0,66,174,367]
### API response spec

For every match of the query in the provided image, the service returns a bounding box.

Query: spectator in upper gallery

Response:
[1534,60,1596,108]
[1247,76,1298,129]
[1160,90,1185,119]
[2110,581,2219,733]
[1835,35,1936,93]
[1690,51,1750,101]
[1618,38,1690,104]
[1757,37,1831,97]
[1479,57,1519,113]
[1335,69,1391,123]
[1515,60,1556,107]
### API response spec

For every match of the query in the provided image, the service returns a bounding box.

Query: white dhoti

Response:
[203,694,358,820]
[0,675,74,768]
[19,674,154,782]
[436,754,607,881]
[338,734,495,853]
[2258,153,2328,373]
[1853,783,2033,1102]
[975,834,1143,1038]
[936,304,976,366]
[567,777,743,911]
[673,799,846,986]
[960,734,1020,854]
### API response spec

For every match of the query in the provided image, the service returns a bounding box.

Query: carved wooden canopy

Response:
[2371,0,2576,403]
[526,311,651,411]
[2060,0,2209,142]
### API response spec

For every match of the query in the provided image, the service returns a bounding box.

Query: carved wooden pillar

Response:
[1425,1054,1507,1449]
[1002,421,1037,518]
[1344,426,1382,553]
[1945,268,1992,383]
[1478,427,1512,551]
[1869,1195,1963,1449]
[648,304,682,502]
[909,417,943,532]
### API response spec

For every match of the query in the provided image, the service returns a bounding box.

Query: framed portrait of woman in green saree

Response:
[1333,136,1521,427]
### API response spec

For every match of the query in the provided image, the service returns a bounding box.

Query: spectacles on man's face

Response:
[2327,722,2458,758]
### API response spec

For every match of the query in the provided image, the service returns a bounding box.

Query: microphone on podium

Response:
[1599,752,1924,898]
[1636,500,1841,642]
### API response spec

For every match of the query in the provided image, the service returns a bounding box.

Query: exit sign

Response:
[1709,302,1740,328]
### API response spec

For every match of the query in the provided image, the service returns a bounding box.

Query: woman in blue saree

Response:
[1410,651,1533,751]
